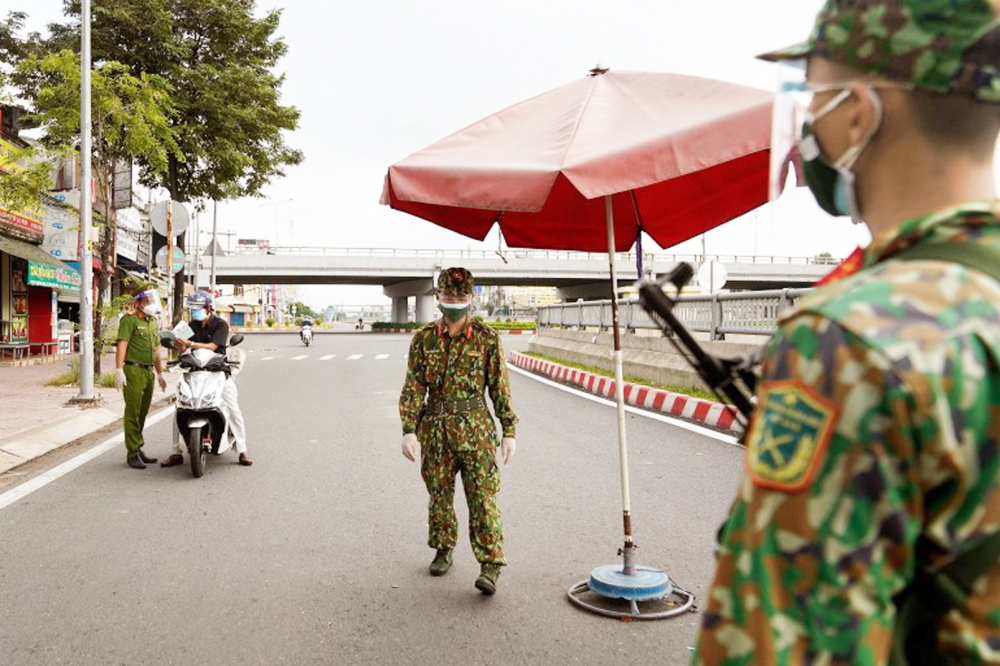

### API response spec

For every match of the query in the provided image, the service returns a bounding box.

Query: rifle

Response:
[636,263,757,428]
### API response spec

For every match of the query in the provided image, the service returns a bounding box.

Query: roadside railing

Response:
[228,245,842,266]
[537,287,812,340]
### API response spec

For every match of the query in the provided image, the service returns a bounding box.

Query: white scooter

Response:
[164,333,244,478]
[301,324,313,346]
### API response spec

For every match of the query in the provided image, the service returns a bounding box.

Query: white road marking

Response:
[320,354,336,360]
[506,363,740,446]
[0,405,177,512]
[291,355,309,361]
[375,354,389,360]
[346,354,363,360]
[261,357,275,361]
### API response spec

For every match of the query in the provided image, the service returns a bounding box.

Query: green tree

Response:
[0,11,58,214]
[45,0,304,319]
[288,300,320,320]
[20,50,180,373]
[0,141,60,214]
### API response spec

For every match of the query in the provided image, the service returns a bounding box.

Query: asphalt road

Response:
[0,331,745,666]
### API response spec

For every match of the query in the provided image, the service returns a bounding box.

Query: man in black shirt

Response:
[161,291,253,467]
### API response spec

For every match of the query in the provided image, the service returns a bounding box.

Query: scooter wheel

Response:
[188,426,207,478]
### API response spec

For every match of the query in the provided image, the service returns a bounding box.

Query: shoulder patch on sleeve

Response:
[745,381,838,493]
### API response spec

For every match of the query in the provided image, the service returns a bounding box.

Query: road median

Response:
[508,350,743,434]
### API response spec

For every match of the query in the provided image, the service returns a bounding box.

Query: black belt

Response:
[426,396,487,415]
[124,361,154,370]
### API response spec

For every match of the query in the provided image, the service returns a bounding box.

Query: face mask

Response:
[141,304,160,316]
[191,309,208,322]
[800,123,852,217]
[801,85,882,223]
[438,302,469,323]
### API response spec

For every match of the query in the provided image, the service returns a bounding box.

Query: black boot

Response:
[137,450,158,464]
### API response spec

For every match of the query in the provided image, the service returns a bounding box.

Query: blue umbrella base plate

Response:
[588,564,672,602]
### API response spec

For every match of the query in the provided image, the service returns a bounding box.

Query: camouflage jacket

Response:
[692,203,1000,665]
[399,318,517,444]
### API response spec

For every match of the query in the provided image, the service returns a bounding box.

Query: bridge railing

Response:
[537,287,813,340]
[229,245,842,266]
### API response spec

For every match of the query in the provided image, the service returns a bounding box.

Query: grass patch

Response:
[46,358,118,388]
[521,352,724,403]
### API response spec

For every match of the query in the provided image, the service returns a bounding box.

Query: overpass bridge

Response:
[202,246,837,322]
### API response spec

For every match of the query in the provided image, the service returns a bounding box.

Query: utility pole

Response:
[210,200,218,293]
[75,0,95,402]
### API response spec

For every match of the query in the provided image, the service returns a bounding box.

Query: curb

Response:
[508,351,742,434]
[0,393,176,476]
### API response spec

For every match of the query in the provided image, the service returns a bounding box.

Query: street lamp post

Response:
[76,0,95,402]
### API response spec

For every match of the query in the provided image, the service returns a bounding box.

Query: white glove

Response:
[401,433,419,462]
[114,368,127,390]
[157,373,167,392]
[501,437,516,465]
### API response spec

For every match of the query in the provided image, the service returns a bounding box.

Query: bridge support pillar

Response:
[384,278,435,323]
[415,294,435,324]
[392,297,408,324]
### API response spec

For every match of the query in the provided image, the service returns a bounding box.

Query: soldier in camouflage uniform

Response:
[399,267,518,595]
[692,2,1000,664]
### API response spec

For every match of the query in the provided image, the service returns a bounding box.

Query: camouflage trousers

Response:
[419,418,505,565]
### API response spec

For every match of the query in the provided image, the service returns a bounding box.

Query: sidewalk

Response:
[508,351,743,434]
[0,353,178,475]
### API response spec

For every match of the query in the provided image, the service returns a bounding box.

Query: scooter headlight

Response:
[176,382,192,407]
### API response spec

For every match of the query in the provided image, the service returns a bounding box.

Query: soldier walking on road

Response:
[692,2,1000,665]
[115,288,167,469]
[399,267,518,595]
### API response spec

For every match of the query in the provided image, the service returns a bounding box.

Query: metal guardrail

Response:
[537,287,812,340]
[229,245,842,266]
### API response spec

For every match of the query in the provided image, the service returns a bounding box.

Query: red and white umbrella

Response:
[382,67,775,561]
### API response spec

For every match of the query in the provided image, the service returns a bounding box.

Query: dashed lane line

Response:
[375,354,389,360]
[346,354,363,360]
[320,354,336,360]
[291,355,309,361]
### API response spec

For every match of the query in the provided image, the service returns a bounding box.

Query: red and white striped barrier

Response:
[375,328,536,334]
[508,351,741,433]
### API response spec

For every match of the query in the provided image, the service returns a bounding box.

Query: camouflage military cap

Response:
[759,0,1000,102]
[437,267,474,295]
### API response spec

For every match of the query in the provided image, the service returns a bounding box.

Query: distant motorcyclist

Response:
[161,291,253,467]
[299,318,314,342]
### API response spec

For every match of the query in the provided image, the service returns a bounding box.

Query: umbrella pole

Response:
[605,195,636,574]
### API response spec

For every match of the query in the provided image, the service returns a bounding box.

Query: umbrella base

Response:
[567,564,697,620]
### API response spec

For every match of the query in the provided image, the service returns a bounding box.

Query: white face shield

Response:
[768,62,809,205]
[135,288,162,316]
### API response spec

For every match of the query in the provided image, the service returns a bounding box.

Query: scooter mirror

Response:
[229,333,245,347]
[159,330,178,349]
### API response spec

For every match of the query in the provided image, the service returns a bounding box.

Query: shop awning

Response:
[232,304,255,313]
[0,234,81,291]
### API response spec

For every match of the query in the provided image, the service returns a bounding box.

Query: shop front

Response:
[0,234,81,357]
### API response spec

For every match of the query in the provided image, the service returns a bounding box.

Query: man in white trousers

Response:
[161,290,253,467]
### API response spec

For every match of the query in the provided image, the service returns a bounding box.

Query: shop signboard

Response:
[115,207,150,266]
[42,202,80,261]
[10,257,28,343]
[0,137,44,242]
[27,260,82,291]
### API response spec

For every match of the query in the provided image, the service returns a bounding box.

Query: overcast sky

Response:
[20,1,883,306]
